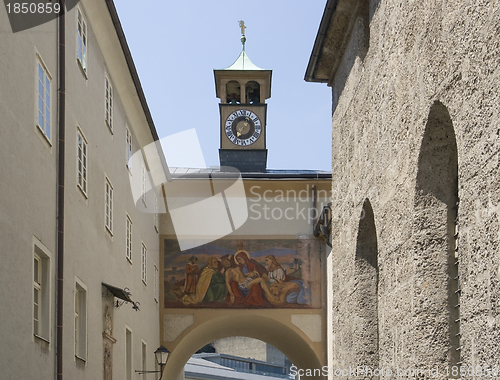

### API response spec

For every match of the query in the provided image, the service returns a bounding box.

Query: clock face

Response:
[224,109,262,146]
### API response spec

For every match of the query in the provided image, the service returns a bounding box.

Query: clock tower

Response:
[214,22,272,172]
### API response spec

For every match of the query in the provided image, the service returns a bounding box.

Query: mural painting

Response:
[164,238,322,309]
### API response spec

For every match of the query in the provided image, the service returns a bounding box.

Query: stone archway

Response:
[163,313,325,380]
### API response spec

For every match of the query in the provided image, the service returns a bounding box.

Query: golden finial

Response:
[238,20,246,35]
[238,20,247,47]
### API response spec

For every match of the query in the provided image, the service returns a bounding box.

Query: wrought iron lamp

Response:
[136,345,170,379]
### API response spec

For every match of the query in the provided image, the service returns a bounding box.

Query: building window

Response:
[36,58,51,140]
[74,280,87,360]
[33,241,50,342]
[154,265,159,302]
[126,215,132,263]
[141,242,147,285]
[77,8,87,73]
[126,328,132,380]
[105,178,113,234]
[142,341,147,379]
[141,164,147,206]
[126,127,132,169]
[33,255,41,335]
[77,128,88,195]
[105,76,113,131]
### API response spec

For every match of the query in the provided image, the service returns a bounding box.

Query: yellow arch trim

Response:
[164,313,324,380]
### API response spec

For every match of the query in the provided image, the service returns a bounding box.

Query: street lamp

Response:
[136,345,170,379]
[155,345,170,378]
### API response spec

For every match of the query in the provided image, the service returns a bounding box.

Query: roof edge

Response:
[105,0,170,183]
[304,0,339,83]
[105,0,159,141]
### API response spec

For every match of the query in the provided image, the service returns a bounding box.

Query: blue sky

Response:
[114,1,332,171]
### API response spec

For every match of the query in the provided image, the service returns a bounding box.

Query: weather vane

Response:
[239,20,246,36]
[238,20,247,47]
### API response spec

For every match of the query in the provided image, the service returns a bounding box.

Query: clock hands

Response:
[236,118,250,137]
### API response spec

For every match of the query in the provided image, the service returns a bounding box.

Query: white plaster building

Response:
[0,1,164,379]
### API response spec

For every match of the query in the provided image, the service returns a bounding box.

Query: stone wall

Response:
[213,337,267,362]
[315,0,500,377]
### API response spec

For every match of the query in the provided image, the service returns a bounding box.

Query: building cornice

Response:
[304,0,367,84]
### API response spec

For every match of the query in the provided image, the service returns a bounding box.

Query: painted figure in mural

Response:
[268,279,311,305]
[203,259,227,303]
[182,257,225,305]
[235,250,266,276]
[223,259,276,304]
[227,250,270,305]
[262,255,286,284]
[183,255,199,294]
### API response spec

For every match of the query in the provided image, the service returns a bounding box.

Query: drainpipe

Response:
[312,185,317,233]
[56,1,66,380]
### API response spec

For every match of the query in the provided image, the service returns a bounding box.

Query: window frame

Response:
[154,264,159,303]
[77,127,88,196]
[105,75,113,133]
[141,164,147,206]
[74,278,88,361]
[154,195,158,232]
[142,340,147,379]
[33,254,42,337]
[33,238,51,343]
[105,177,113,235]
[36,55,52,142]
[126,214,132,263]
[77,7,88,75]
[141,242,147,285]
[126,327,133,380]
[126,126,133,170]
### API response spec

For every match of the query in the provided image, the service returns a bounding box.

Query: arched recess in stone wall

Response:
[414,101,459,366]
[163,314,324,380]
[354,199,379,369]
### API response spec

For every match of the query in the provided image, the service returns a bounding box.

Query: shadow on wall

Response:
[354,199,379,371]
[414,101,459,367]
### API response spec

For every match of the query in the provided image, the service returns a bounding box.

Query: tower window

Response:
[245,81,260,104]
[226,80,241,104]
